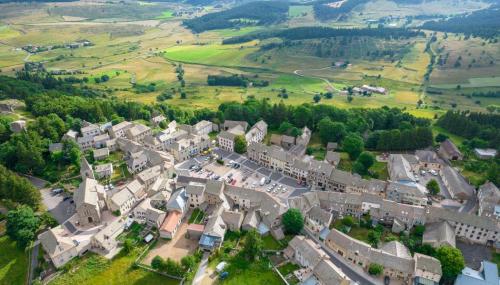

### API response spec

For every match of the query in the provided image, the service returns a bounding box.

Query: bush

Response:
[368,263,384,276]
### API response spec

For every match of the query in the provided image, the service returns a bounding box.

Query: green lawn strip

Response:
[221,254,283,285]
[188,208,205,224]
[492,251,500,271]
[0,236,29,285]
[277,262,299,276]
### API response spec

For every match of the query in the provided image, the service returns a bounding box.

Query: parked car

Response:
[52,188,63,195]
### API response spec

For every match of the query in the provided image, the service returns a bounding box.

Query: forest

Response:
[437,111,500,149]
[222,26,424,44]
[421,5,500,38]
[183,1,289,33]
[313,0,369,21]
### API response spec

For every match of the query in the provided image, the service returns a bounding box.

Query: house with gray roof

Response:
[439,139,462,161]
[38,226,79,268]
[441,166,474,200]
[325,151,341,166]
[94,163,113,179]
[388,154,416,183]
[75,178,106,225]
[455,260,499,285]
[477,182,500,220]
[109,121,134,138]
[423,221,456,248]
[386,181,428,206]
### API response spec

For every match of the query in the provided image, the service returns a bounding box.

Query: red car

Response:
[231,179,237,185]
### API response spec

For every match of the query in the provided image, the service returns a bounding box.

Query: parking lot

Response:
[40,188,76,224]
[176,148,310,202]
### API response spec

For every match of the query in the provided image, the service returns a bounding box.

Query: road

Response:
[28,240,40,285]
[192,252,210,285]
[294,66,340,93]
[304,228,382,285]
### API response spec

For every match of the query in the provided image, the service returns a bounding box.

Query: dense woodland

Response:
[183,1,289,33]
[437,111,500,149]
[421,6,500,38]
[223,27,424,44]
[313,0,369,21]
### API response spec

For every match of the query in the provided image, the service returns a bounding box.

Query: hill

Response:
[183,1,289,33]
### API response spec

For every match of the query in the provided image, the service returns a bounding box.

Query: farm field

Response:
[0,0,498,117]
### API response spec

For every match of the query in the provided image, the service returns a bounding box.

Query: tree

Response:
[318,118,346,144]
[313,94,321,103]
[181,255,197,271]
[357,151,375,169]
[435,133,449,143]
[343,134,364,160]
[368,263,384,276]
[234,135,247,154]
[122,238,133,254]
[243,229,263,261]
[434,246,465,282]
[426,179,440,195]
[367,230,381,248]
[6,205,40,248]
[341,216,355,227]
[282,208,304,235]
[0,165,41,209]
[151,256,164,270]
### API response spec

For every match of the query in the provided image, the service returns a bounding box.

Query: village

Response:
[34,115,500,285]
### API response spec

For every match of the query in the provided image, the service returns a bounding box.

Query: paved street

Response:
[304,228,382,285]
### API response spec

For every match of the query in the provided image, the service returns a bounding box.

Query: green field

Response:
[288,5,313,17]
[156,10,174,19]
[51,248,179,285]
[0,236,29,285]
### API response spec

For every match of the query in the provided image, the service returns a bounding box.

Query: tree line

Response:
[223,26,424,45]
[207,74,269,87]
[437,111,500,149]
[183,1,289,33]
[421,6,500,39]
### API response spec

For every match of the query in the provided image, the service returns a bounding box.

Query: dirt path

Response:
[293,66,341,93]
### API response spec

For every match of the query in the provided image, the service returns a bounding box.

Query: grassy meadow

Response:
[0,236,29,285]
[0,0,497,117]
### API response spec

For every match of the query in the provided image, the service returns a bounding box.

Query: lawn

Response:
[337,152,353,172]
[156,10,174,19]
[188,208,205,224]
[0,236,29,285]
[492,251,500,271]
[432,125,465,146]
[262,235,285,250]
[369,161,388,180]
[277,262,299,276]
[50,246,179,285]
[221,254,283,285]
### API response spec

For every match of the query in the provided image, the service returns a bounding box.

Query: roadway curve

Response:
[293,66,341,93]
